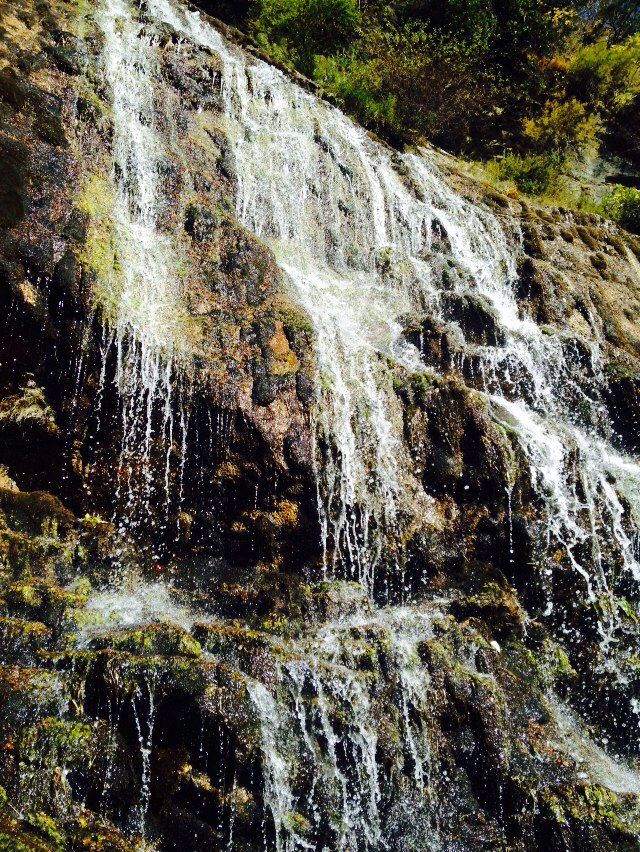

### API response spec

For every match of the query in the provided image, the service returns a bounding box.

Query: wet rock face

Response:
[0,0,317,570]
[2,0,640,850]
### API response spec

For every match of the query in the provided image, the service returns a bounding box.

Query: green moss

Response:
[75,174,200,356]
[193,622,269,657]
[515,637,577,690]
[0,617,50,656]
[616,596,639,624]
[7,582,43,610]
[0,384,56,430]
[89,624,202,658]
[548,643,576,679]
[71,76,109,117]
[80,513,108,529]
[541,784,640,837]
[0,828,49,852]
[276,301,314,336]
[5,579,88,627]
[0,531,75,585]
[75,173,121,322]
[19,718,94,765]
[284,810,311,836]
[88,649,210,698]
[393,368,442,406]
[604,360,640,382]
[24,812,65,850]
[0,667,67,728]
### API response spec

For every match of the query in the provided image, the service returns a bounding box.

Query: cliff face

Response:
[2,1,640,850]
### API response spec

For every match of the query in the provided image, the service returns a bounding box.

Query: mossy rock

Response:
[18,716,96,765]
[540,783,640,841]
[79,648,211,700]
[393,368,443,407]
[0,616,50,662]
[0,666,67,728]
[192,621,269,659]
[0,490,75,538]
[450,581,525,639]
[604,360,640,382]
[67,813,137,851]
[0,530,77,586]
[0,383,57,434]
[0,805,55,851]
[4,579,87,628]
[88,623,202,658]
[312,580,371,623]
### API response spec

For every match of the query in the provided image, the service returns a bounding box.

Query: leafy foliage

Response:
[601,185,640,233]
[229,0,640,213]
[315,21,498,147]
[566,35,640,115]
[522,99,601,159]
[250,0,361,74]
[497,153,561,195]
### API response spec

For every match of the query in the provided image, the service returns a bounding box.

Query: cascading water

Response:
[246,604,444,852]
[143,0,445,591]
[93,0,193,541]
[79,0,640,846]
[145,0,640,641]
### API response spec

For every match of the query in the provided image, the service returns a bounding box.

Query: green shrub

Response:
[522,98,601,159]
[349,22,498,148]
[407,0,498,52]
[314,52,396,128]
[250,0,360,73]
[601,185,640,233]
[241,0,639,164]
[567,35,640,115]
[498,153,561,195]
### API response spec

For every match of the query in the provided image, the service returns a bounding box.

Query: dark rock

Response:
[0,134,29,227]
[441,292,505,346]
[63,208,89,242]
[44,43,82,75]
[34,105,67,147]
[522,222,545,258]
[0,66,29,110]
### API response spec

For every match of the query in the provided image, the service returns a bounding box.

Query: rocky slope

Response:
[1,0,640,850]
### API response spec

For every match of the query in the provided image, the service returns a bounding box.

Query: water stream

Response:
[87,0,640,845]
[94,0,193,540]
[144,0,640,636]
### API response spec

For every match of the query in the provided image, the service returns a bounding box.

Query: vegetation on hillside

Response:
[212,0,640,227]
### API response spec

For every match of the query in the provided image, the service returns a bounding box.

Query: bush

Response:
[601,185,640,233]
[353,23,498,148]
[498,153,561,195]
[567,35,640,115]
[240,0,639,168]
[314,52,396,128]
[522,98,601,159]
[405,0,498,52]
[250,0,361,74]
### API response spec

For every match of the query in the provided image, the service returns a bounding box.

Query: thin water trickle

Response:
[94,0,193,540]
[245,603,444,851]
[248,680,314,852]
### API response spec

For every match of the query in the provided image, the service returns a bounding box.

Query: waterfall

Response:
[82,0,640,847]
[144,0,640,636]
[93,0,193,540]
[145,0,515,592]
